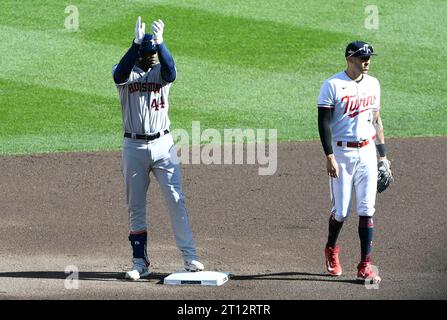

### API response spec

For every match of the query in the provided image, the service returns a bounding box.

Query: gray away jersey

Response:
[113,63,173,134]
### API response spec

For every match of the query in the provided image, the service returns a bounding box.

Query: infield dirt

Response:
[0,138,446,299]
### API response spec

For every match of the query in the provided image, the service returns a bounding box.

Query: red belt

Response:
[336,135,375,148]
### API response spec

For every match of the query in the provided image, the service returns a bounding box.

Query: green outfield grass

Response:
[0,0,446,155]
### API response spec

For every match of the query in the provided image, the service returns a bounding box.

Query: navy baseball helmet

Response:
[139,34,158,56]
[345,41,376,58]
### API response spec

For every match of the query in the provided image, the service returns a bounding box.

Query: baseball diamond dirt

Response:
[0,137,446,300]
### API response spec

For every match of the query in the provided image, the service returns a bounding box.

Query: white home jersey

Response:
[317,71,381,142]
[113,63,172,134]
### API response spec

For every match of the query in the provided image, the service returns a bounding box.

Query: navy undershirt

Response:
[113,41,176,84]
[318,108,333,155]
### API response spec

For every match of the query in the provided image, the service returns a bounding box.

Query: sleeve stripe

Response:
[318,104,335,108]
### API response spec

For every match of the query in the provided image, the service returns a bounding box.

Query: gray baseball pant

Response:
[121,133,197,261]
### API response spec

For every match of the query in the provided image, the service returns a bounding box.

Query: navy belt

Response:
[124,129,169,141]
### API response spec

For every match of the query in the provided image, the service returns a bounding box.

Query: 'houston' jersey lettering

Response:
[317,71,381,141]
[113,63,173,134]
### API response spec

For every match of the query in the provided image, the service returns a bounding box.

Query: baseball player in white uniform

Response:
[317,41,389,283]
[112,17,204,280]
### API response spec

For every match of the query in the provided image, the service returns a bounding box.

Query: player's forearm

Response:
[157,42,176,83]
[373,115,387,158]
[318,108,334,156]
[113,42,140,84]
[373,118,385,145]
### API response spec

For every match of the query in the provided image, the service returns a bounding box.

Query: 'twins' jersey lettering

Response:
[317,71,381,141]
[341,94,377,117]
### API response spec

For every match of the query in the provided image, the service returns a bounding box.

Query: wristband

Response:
[376,144,387,157]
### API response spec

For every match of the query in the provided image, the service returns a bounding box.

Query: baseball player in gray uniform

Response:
[112,16,204,280]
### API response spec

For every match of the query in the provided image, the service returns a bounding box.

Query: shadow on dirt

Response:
[0,271,170,283]
[0,271,362,285]
[230,272,362,284]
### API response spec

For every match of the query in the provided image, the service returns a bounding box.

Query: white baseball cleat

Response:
[184,260,205,272]
[125,258,151,280]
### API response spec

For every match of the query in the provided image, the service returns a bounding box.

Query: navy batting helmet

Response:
[139,34,158,56]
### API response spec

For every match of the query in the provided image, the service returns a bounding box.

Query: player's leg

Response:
[327,180,345,248]
[354,144,381,282]
[151,141,204,271]
[325,147,356,276]
[354,144,377,260]
[122,139,151,279]
[355,144,377,219]
[330,148,357,222]
[325,213,344,276]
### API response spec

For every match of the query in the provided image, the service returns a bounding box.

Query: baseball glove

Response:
[377,159,393,193]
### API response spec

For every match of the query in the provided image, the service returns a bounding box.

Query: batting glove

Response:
[151,19,164,45]
[134,16,146,45]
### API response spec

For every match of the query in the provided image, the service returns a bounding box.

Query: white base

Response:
[163,271,229,286]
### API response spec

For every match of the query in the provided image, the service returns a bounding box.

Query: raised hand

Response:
[134,16,146,45]
[151,19,164,44]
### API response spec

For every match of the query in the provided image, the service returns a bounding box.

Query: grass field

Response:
[0,0,446,155]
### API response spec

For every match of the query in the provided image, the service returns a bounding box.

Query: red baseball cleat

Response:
[357,260,381,283]
[325,245,342,276]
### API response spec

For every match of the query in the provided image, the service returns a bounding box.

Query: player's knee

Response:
[332,209,349,222]
[334,215,348,222]
[357,208,375,217]
[162,190,181,210]
[128,205,146,216]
